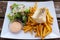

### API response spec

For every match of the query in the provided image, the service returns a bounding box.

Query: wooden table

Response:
[0,1,60,40]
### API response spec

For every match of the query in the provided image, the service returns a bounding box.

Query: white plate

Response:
[1,1,60,39]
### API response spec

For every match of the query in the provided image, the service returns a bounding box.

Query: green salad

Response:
[8,3,30,25]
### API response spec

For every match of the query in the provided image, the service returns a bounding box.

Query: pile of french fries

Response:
[23,3,53,39]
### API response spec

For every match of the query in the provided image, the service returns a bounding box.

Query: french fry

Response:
[47,9,53,19]
[23,26,29,30]
[42,24,52,38]
[43,27,46,38]
[47,13,53,22]
[46,8,53,25]
[40,25,43,38]
[23,3,53,39]
[43,29,52,38]
[35,25,40,37]
[37,25,41,37]
[46,14,53,25]
[44,23,51,31]
[49,18,53,22]
[38,24,42,37]
[24,26,32,33]
[33,26,37,32]
[31,22,37,26]
[48,24,52,30]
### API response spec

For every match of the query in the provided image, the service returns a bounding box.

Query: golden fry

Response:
[46,14,53,25]
[37,25,41,37]
[40,25,43,38]
[23,3,53,39]
[46,9,53,19]
[43,29,52,38]
[44,23,51,31]
[47,12,53,22]
[23,26,32,33]
[43,27,46,37]
[23,26,29,30]
[49,18,53,22]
